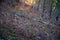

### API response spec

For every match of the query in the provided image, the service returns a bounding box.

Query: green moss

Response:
[51,0,57,11]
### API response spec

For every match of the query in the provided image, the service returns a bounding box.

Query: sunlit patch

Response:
[19,5,24,10]
[18,5,31,11]
[25,0,36,6]
[19,0,36,11]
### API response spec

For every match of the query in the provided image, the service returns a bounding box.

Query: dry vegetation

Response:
[0,0,60,40]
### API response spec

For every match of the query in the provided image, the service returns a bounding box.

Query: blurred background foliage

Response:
[51,0,60,23]
[52,0,60,11]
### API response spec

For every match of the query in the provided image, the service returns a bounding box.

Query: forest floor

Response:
[0,2,60,40]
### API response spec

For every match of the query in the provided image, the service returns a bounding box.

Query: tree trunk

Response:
[43,0,51,20]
